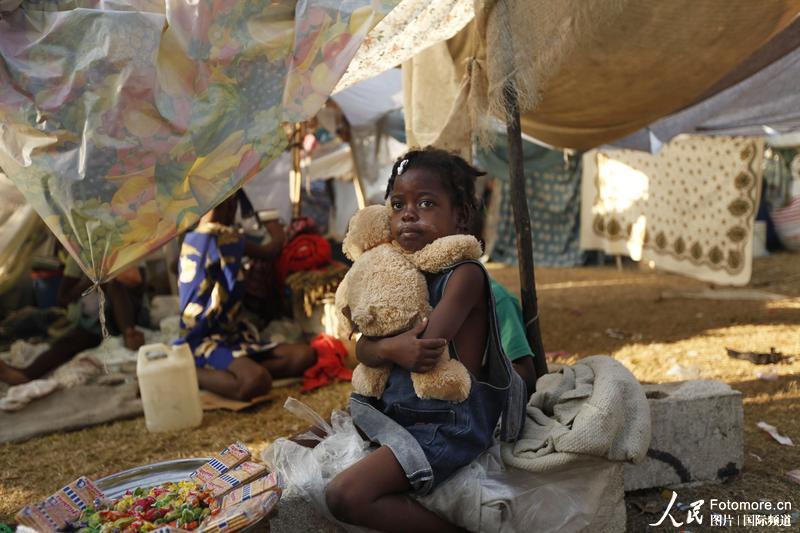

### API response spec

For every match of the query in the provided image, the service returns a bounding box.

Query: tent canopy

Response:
[465,0,800,150]
[3,0,800,284]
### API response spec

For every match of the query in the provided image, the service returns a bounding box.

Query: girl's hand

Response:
[379,319,447,373]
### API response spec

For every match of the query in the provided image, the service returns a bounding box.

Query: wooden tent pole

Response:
[347,139,368,210]
[289,122,304,219]
[504,83,548,379]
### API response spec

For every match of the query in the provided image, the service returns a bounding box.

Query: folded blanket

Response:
[501,355,650,472]
[0,379,59,412]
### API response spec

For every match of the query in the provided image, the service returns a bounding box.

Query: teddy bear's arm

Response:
[334,275,356,339]
[408,234,483,273]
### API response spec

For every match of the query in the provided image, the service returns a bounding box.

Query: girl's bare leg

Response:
[259,342,317,378]
[325,446,464,533]
[196,357,272,401]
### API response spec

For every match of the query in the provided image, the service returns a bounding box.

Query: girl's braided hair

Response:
[384,147,485,232]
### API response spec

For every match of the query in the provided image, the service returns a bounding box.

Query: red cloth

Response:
[302,333,353,392]
[275,233,332,284]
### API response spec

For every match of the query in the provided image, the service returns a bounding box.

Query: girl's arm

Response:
[419,262,486,375]
[356,320,447,372]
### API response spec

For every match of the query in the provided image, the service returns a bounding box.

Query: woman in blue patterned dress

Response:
[176,194,316,401]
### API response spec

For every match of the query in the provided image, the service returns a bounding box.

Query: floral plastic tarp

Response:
[0,0,399,282]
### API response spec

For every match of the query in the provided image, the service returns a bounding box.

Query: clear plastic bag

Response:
[261,397,371,531]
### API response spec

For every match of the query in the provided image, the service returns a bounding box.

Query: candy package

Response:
[204,461,267,498]
[15,476,104,531]
[191,442,251,484]
[201,491,280,533]
[221,472,283,509]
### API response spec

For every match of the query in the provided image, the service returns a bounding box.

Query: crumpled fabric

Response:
[501,355,651,472]
[0,339,49,368]
[149,295,181,328]
[78,326,173,373]
[301,333,352,392]
[51,353,104,388]
[0,378,59,411]
[276,234,333,286]
[0,326,173,410]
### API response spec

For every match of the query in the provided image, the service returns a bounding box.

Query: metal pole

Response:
[504,82,548,379]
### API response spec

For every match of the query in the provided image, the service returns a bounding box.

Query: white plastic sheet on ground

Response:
[262,397,625,533]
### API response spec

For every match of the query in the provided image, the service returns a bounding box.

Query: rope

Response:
[81,282,111,374]
[81,283,110,339]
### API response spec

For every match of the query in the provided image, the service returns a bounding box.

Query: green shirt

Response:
[490,278,534,361]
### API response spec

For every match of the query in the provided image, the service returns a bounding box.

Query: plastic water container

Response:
[137,343,203,433]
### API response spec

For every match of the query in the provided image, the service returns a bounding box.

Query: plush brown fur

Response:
[334,205,481,402]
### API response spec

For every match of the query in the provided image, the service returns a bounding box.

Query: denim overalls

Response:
[350,260,527,495]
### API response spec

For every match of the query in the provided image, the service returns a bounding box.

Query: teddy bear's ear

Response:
[342,231,362,261]
[342,205,392,260]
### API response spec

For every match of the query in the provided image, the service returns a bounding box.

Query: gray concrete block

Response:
[270,495,344,533]
[580,462,627,533]
[623,380,743,491]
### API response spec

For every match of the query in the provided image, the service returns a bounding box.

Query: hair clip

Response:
[397,158,409,175]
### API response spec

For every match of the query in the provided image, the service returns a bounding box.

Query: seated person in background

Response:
[177,192,317,401]
[490,278,538,397]
[242,209,286,322]
[0,257,147,385]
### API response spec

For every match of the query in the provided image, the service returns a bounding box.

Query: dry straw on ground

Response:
[1,254,798,529]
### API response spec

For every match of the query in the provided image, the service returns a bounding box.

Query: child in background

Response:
[490,277,537,397]
[0,258,146,385]
[324,148,527,532]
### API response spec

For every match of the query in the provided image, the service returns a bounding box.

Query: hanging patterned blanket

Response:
[580,136,764,285]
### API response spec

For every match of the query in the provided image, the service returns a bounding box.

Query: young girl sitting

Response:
[325,148,527,532]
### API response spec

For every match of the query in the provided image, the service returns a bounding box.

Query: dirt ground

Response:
[1,253,798,531]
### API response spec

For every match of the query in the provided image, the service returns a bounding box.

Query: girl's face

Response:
[389,167,462,252]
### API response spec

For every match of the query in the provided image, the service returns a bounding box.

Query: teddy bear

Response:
[334,204,482,402]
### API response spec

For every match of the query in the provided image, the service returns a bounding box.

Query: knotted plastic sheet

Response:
[0,0,398,282]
